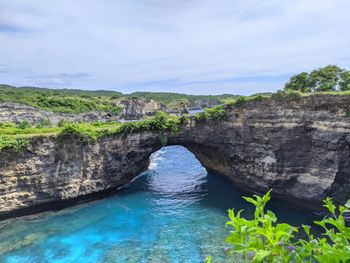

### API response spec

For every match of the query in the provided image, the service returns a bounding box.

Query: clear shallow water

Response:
[0,146,318,263]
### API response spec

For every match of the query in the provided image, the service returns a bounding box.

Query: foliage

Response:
[0,84,123,114]
[35,119,52,129]
[272,90,302,101]
[284,72,312,92]
[17,120,32,129]
[233,96,248,106]
[0,84,236,114]
[0,111,183,152]
[57,123,99,144]
[179,114,190,125]
[222,190,350,263]
[284,65,350,92]
[58,119,68,127]
[118,111,180,134]
[125,91,237,106]
[224,94,269,109]
[195,105,227,121]
[0,137,29,153]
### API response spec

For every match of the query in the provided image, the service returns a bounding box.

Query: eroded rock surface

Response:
[0,103,120,124]
[1,95,350,219]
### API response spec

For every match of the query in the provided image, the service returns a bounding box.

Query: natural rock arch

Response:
[1,94,350,220]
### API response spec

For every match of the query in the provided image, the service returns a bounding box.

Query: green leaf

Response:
[345,199,350,209]
[266,210,277,222]
[323,197,336,214]
[243,196,258,206]
[253,250,272,263]
[227,209,235,220]
[262,189,272,203]
[302,224,311,237]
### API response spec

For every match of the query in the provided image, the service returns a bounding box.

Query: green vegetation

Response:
[125,92,237,106]
[0,84,123,114]
[213,190,350,262]
[284,65,350,92]
[0,137,29,153]
[195,105,227,121]
[0,84,237,114]
[118,111,180,134]
[0,112,186,152]
[0,121,121,152]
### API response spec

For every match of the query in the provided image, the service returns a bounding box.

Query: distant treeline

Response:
[0,84,237,114]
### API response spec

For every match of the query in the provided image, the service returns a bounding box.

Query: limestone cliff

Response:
[119,98,188,120]
[1,94,350,219]
[0,103,120,124]
[0,99,189,124]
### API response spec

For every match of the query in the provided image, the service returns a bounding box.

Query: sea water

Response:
[0,146,318,263]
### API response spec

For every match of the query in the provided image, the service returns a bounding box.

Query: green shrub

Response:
[194,105,227,121]
[234,96,247,106]
[17,120,32,129]
[57,119,68,127]
[0,137,29,153]
[216,190,350,262]
[204,105,226,119]
[35,119,52,129]
[110,106,123,115]
[118,112,180,134]
[195,112,208,121]
[58,123,97,144]
[179,114,190,125]
[272,90,302,101]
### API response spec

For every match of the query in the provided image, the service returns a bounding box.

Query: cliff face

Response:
[1,95,350,219]
[119,98,188,120]
[0,103,120,124]
[0,99,189,124]
[119,99,168,120]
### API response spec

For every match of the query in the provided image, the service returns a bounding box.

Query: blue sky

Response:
[0,0,349,95]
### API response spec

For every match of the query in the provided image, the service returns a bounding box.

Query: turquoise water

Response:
[0,146,318,263]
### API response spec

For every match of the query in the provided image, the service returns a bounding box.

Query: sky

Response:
[0,0,349,95]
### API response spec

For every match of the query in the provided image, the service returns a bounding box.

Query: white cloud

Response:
[0,0,349,94]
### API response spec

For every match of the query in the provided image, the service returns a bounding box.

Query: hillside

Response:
[0,84,237,114]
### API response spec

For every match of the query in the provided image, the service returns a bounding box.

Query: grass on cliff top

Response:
[0,121,122,152]
[0,112,189,152]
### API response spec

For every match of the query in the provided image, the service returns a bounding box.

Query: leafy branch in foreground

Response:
[218,190,350,263]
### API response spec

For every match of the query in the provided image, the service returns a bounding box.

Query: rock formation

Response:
[1,94,350,219]
[0,99,191,124]
[0,103,120,124]
[119,98,189,120]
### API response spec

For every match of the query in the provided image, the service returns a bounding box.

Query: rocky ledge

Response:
[1,94,350,220]
[0,102,120,124]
